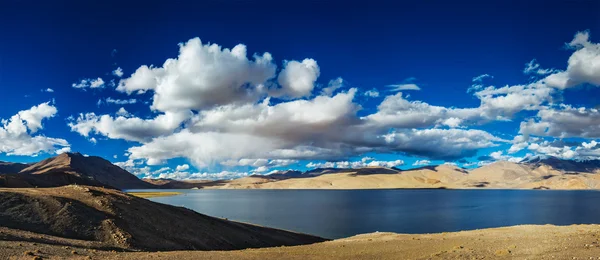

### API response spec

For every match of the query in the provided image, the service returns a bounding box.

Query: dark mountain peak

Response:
[521,156,600,173]
[0,161,30,174]
[14,153,152,189]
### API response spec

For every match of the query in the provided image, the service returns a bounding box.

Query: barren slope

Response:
[0,185,325,252]
[3,224,600,259]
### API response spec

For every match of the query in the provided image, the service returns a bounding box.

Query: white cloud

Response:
[275,58,320,98]
[544,31,600,89]
[112,67,124,77]
[68,37,513,170]
[0,102,70,156]
[527,141,577,160]
[413,160,431,166]
[472,74,493,82]
[115,107,131,117]
[474,82,555,120]
[387,83,421,91]
[116,38,277,111]
[321,77,343,96]
[306,158,404,169]
[42,88,54,93]
[382,128,505,159]
[520,105,600,138]
[175,164,190,171]
[72,77,105,89]
[523,59,556,75]
[508,135,529,154]
[364,89,379,98]
[17,102,57,133]
[105,97,137,105]
[55,147,71,154]
[68,111,190,143]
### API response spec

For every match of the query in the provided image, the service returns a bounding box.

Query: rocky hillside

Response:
[0,185,326,251]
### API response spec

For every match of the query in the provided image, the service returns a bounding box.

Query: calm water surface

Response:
[127,189,600,239]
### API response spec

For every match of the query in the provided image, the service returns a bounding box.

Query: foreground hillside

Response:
[0,185,325,252]
[2,224,600,259]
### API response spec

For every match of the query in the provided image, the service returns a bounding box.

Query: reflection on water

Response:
[126,189,600,239]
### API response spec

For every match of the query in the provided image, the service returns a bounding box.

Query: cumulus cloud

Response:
[68,111,190,143]
[70,36,513,174]
[382,128,505,159]
[0,102,70,156]
[520,105,600,138]
[42,88,54,93]
[175,164,190,171]
[544,31,600,89]
[112,67,124,77]
[115,107,131,117]
[116,38,277,111]
[275,58,320,98]
[363,92,470,129]
[364,89,380,98]
[72,77,105,89]
[473,82,555,120]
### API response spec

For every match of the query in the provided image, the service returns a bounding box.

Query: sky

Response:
[1,0,600,180]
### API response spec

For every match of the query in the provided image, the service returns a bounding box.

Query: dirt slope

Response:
[0,185,325,252]
[2,224,600,259]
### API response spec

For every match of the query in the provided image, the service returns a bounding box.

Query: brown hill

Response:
[194,159,600,190]
[6,153,153,189]
[201,165,463,189]
[143,178,218,189]
[0,185,326,251]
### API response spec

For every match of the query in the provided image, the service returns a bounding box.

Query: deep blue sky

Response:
[1,0,599,178]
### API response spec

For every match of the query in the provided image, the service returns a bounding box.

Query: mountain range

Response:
[2,152,600,190]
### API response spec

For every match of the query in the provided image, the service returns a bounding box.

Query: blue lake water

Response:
[128,189,600,239]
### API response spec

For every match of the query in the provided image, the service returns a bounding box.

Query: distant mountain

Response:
[143,178,217,189]
[0,153,152,189]
[522,156,600,173]
[0,161,30,174]
[196,159,600,190]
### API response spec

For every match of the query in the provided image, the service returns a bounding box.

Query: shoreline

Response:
[127,187,600,191]
[127,191,183,198]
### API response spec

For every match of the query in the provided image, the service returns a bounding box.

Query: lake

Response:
[128,189,600,239]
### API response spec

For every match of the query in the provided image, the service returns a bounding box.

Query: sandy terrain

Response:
[191,161,600,190]
[3,224,600,259]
